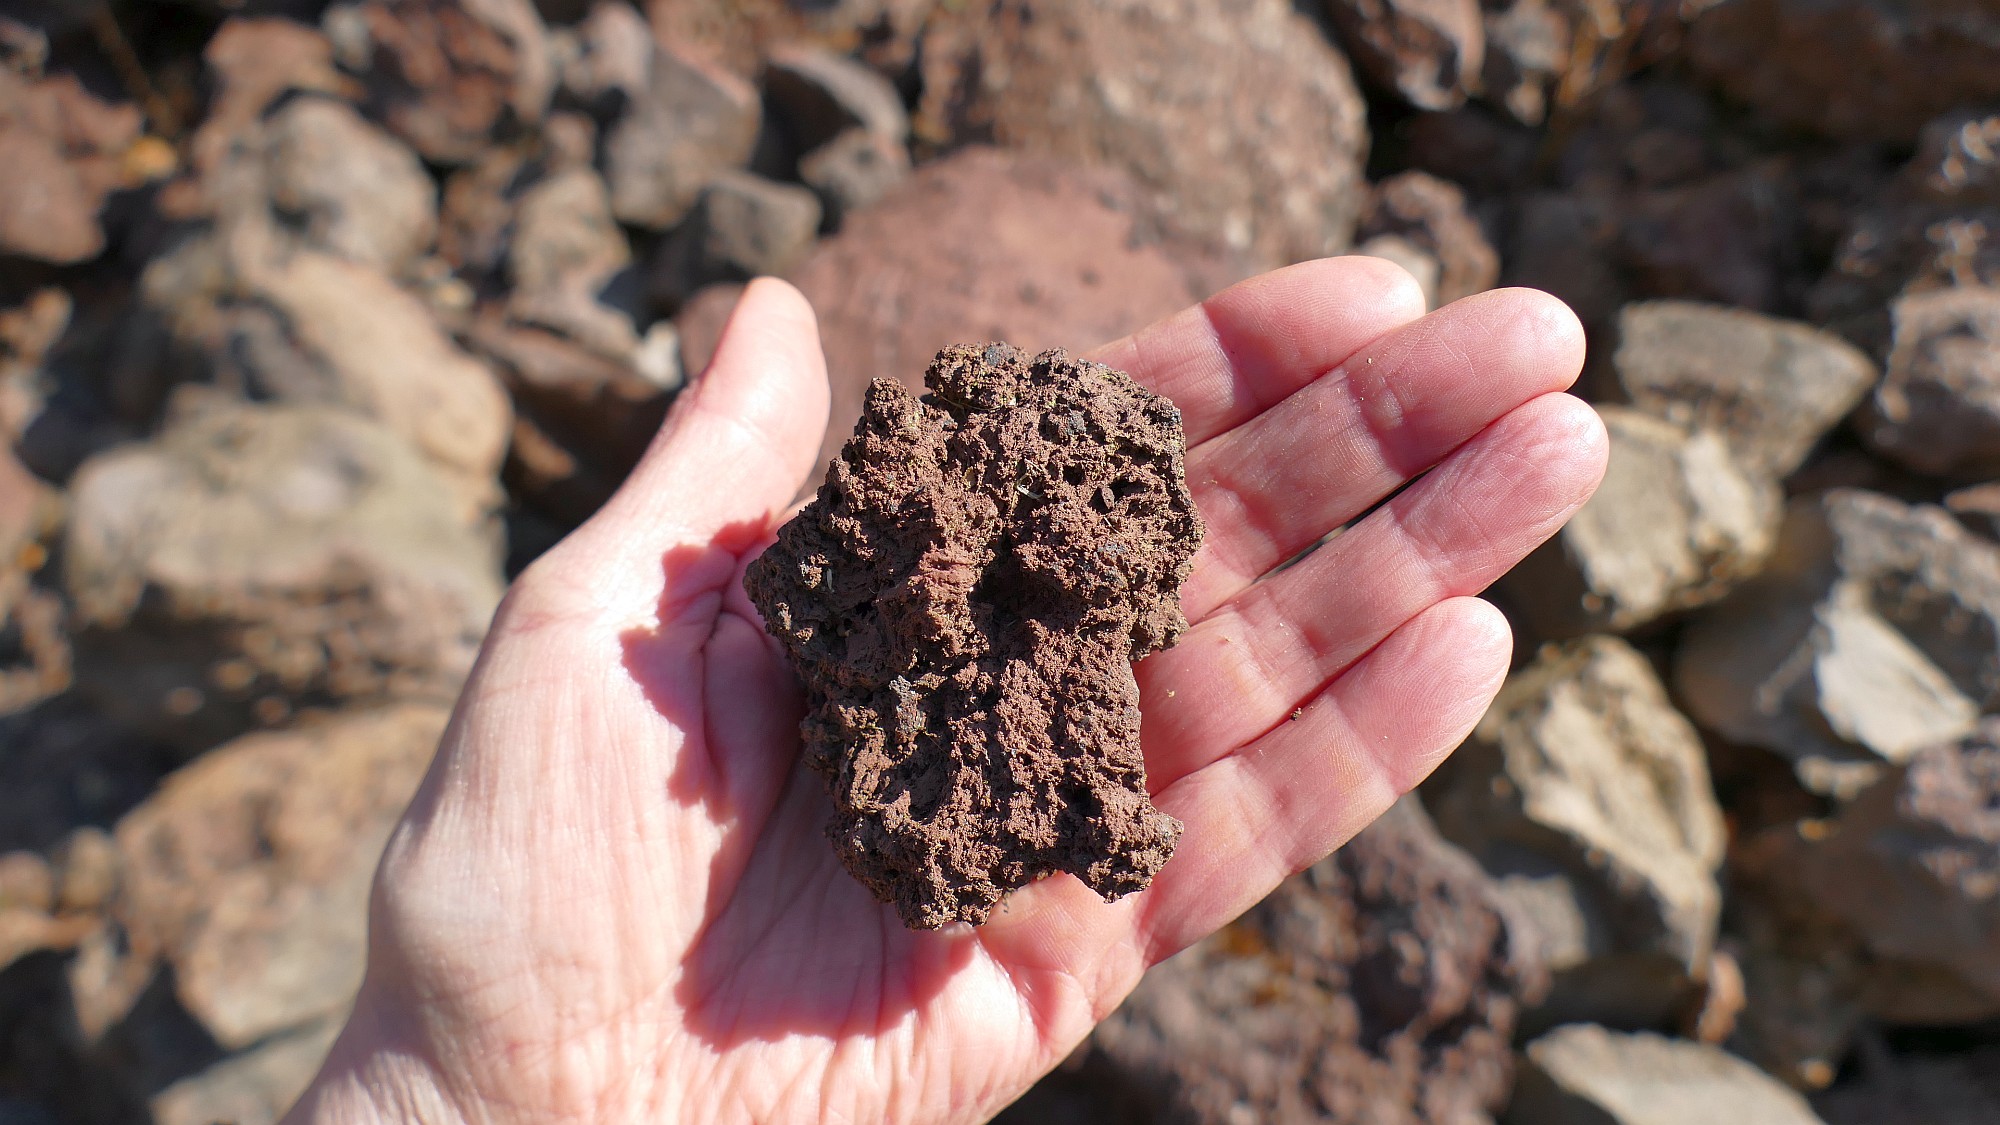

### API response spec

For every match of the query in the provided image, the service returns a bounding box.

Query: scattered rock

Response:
[1478,0,1569,124]
[744,344,1200,928]
[1427,636,1727,1032]
[141,230,513,522]
[329,0,556,164]
[1507,1025,1827,1125]
[643,0,939,80]
[62,400,502,750]
[84,702,446,1052]
[1815,1044,2000,1125]
[1499,406,1780,638]
[1080,798,1546,1123]
[650,171,821,307]
[797,127,908,227]
[602,36,760,229]
[762,43,908,154]
[505,161,639,358]
[1686,0,2000,143]
[0,66,141,264]
[916,0,1369,268]
[150,1018,343,1125]
[262,95,438,276]
[1676,490,2000,797]
[1861,287,2000,477]
[1737,722,2000,1032]
[1611,302,1878,479]
[1321,0,1484,111]
[676,148,1221,476]
[1357,170,1498,307]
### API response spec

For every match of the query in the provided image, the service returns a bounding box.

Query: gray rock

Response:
[1676,490,2000,797]
[150,1018,342,1125]
[1427,636,1726,1032]
[1357,170,1497,307]
[62,401,502,750]
[763,44,909,153]
[650,171,821,307]
[1862,286,2000,477]
[263,96,439,276]
[85,703,447,1057]
[1478,0,1568,124]
[798,127,908,227]
[603,38,761,229]
[141,229,513,523]
[1500,406,1781,637]
[1613,302,1878,479]
[1508,1025,1826,1125]
[1320,0,1484,111]
[506,164,640,359]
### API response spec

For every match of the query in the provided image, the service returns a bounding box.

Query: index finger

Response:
[1088,255,1429,446]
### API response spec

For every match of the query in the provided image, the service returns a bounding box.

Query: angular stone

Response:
[1613,302,1878,479]
[650,171,821,307]
[63,401,502,750]
[1357,170,1498,308]
[763,43,908,153]
[505,162,639,359]
[1500,406,1780,637]
[150,1018,342,1125]
[101,703,446,1049]
[798,127,908,227]
[1862,286,2000,476]
[263,96,438,276]
[1079,798,1546,1124]
[916,0,1368,268]
[676,148,1221,477]
[329,0,555,164]
[1676,490,2000,796]
[1321,0,1483,111]
[603,39,760,229]
[1686,0,2000,143]
[1508,1025,1826,1125]
[1427,636,1726,1031]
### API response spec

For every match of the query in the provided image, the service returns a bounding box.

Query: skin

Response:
[281,258,1606,1125]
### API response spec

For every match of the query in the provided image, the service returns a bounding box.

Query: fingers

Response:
[1140,391,1607,786]
[976,597,1512,991]
[590,278,832,555]
[1133,596,1512,961]
[1089,256,1428,446]
[1178,289,1587,619]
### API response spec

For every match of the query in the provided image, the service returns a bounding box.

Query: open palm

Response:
[283,259,1605,1125]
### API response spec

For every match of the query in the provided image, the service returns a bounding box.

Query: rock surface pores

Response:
[745,343,1203,929]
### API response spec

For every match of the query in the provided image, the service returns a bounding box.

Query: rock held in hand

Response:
[745,343,1202,928]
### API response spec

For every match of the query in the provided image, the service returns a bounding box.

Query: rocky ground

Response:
[0,0,1997,1122]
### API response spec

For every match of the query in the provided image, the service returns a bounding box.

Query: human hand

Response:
[281,259,1606,1125]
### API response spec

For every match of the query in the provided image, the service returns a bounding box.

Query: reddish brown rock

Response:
[1046,799,1546,1124]
[745,344,1201,928]
[327,0,555,164]
[0,67,141,264]
[916,0,1368,268]
[677,147,1225,476]
[1686,0,2000,143]
[1357,170,1498,307]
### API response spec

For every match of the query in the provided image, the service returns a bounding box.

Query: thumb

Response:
[590,278,832,554]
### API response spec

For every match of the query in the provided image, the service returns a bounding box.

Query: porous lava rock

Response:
[745,343,1202,928]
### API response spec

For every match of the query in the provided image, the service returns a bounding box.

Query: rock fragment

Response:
[1320,0,1484,111]
[1861,287,2000,477]
[1611,302,1878,479]
[602,37,760,229]
[745,343,1201,928]
[0,66,141,264]
[328,0,555,164]
[1356,170,1498,308]
[915,0,1369,268]
[1427,636,1726,1031]
[1676,489,2000,796]
[650,171,821,307]
[676,148,1223,476]
[1507,1025,1827,1125]
[1062,799,1546,1124]
[62,400,502,750]
[1499,406,1780,637]
[262,96,438,276]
